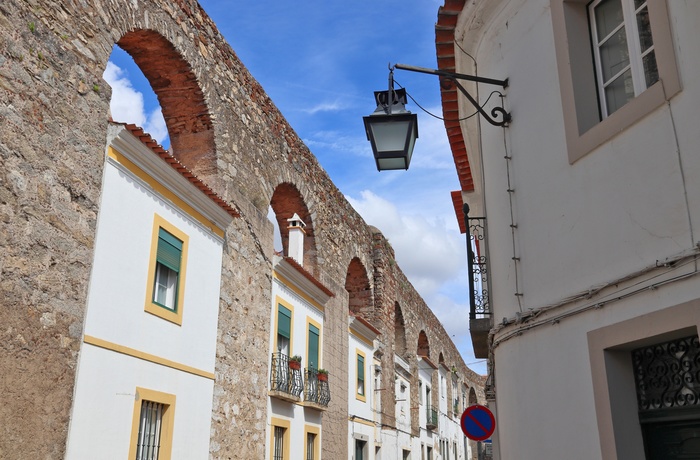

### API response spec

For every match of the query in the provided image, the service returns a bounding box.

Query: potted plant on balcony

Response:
[289,355,302,370]
[317,368,329,382]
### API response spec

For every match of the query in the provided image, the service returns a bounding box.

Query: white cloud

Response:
[347,190,465,298]
[302,101,345,114]
[102,61,169,146]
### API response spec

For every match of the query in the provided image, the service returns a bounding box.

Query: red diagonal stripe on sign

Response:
[466,410,489,434]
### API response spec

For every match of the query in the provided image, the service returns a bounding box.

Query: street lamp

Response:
[363,68,418,171]
[364,64,510,171]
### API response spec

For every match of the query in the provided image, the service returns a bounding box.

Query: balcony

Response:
[304,369,331,410]
[269,352,304,403]
[426,406,438,431]
[467,215,492,359]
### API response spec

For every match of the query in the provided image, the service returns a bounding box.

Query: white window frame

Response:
[550,0,680,163]
[589,0,657,118]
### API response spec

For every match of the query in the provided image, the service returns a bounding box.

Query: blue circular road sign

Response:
[461,404,495,441]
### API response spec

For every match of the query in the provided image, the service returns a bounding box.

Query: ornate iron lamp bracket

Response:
[394,63,511,127]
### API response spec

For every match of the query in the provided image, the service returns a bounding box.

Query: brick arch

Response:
[469,386,478,405]
[394,302,407,358]
[345,257,373,317]
[269,182,317,273]
[417,330,430,358]
[117,29,216,177]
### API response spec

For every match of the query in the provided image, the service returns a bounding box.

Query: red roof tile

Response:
[114,121,240,219]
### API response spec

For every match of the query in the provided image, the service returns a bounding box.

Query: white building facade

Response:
[267,214,333,460]
[65,124,235,459]
[437,0,700,459]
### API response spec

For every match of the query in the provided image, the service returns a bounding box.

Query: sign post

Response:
[460,404,495,441]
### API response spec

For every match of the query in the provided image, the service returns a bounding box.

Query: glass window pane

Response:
[633,0,646,10]
[600,26,630,82]
[595,0,624,39]
[154,263,177,310]
[605,69,635,115]
[636,6,654,52]
[643,50,659,88]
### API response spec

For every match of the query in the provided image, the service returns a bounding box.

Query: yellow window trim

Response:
[303,424,321,460]
[273,297,295,356]
[269,417,291,460]
[348,416,376,428]
[273,271,325,312]
[356,348,367,403]
[128,387,176,460]
[306,316,322,370]
[107,147,225,238]
[145,215,189,326]
[83,335,215,380]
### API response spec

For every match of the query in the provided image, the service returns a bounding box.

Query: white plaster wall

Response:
[65,344,214,459]
[348,422,375,460]
[455,1,700,458]
[267,279,326,457]
[83,163,224,371]
[461,0,700,316]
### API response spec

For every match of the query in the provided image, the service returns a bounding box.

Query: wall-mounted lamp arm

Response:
[394,63,511,127]
[394,63,508,89]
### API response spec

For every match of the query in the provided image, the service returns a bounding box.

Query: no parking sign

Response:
[460,405,495,441]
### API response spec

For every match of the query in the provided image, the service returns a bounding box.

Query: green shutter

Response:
[308,325,319,369]
[358,355,365,381]
[278,305,291,339]
[157,228,182,271]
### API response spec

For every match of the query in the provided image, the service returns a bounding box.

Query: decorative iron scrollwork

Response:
[632,335,700,412]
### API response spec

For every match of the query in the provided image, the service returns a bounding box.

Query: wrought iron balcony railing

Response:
[464,206,490,319]
[426,406,438,430]
[304,368,331,408]
[270,352,304,401]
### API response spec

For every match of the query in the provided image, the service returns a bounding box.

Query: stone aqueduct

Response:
[0,0,484,457]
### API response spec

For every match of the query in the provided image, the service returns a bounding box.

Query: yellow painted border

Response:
[356,348,367,403]
[349,326,374,348]
[306,316,323,370]
[274,296,295,357]
[144,215,189,326]
[269,417,291,460]
[83,335,215,380]
[303,424,321,460]
[273,271,325,312]
[128,387,176,460]
[108,147,225,238]
[349,416,375,428]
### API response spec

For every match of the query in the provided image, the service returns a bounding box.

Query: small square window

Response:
[129,388,175,460]
[356,351,366,401]
[144,215,188,325]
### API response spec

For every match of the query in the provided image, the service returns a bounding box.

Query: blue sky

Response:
[103,0,486,375]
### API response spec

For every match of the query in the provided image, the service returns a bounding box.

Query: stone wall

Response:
[0,0,484,458]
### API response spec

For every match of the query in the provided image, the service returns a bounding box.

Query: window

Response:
[145,215,188,325]
[276,303,292,355]
[427,446,433,460]
[402,449,411,460]
[550,0,680,162]
[355,440,366,460]
[307,321,320,370]
[632,335,700,459]
[419,381,423,405]
[589,0,658,117]
[270,418,290,460]
[588,300,700,460]
[273,426,285,460]
[356,350,366,401]
[304,425,320,460]
[129,388,175,460]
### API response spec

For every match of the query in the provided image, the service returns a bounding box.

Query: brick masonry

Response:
[0,1,485,458]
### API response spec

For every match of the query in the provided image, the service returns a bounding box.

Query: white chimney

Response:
[286,213,306,266]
